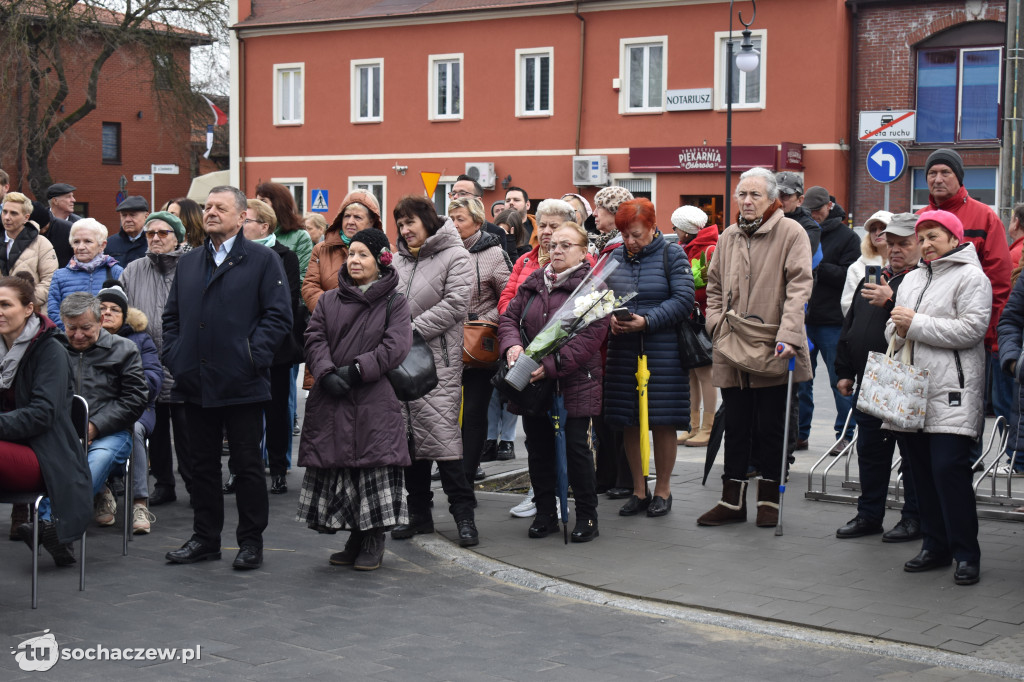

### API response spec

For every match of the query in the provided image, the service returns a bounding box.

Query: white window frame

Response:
[273,63,304,126]
[433,178,458,215]
[516,48,554,117]
[619,36,667,115]
[349,176,387,230]
[610,173,657,206]
[714,29,767,111]
[271,177,307,215]
[428,53,464,121]
[351,58,384,124]
[911,166,999,213]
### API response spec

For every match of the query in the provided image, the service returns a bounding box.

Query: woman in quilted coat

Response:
[389,196,480,547]
[886,210,990,586]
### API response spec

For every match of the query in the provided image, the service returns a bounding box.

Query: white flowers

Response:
[572,290,617,326]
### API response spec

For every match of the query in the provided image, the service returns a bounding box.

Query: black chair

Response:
[0,395,89,608]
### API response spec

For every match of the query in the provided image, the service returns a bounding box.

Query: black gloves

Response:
[320,365,360,398]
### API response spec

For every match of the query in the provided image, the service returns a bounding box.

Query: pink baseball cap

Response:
[915,210,964,243]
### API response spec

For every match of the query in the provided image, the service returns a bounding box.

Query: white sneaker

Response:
[510,488,537,518]
[94,486,116,527]
[132,503,155,534]
[995,464,1024,477]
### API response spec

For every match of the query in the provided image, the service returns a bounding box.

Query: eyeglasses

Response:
[448,190,480,199]
[145,229,174,239]
[549,241,583,252]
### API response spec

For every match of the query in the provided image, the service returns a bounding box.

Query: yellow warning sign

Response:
[420,172,441,198]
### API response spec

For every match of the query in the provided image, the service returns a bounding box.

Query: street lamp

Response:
[724,0,760,228]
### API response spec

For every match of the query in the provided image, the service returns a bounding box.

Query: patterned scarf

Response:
[69,253,118,273]
[737,199,783,236]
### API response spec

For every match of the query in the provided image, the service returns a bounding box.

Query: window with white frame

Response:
[350,178,386,228]
[432,180,456,215]
[516,48,553,116]
[429,54,463,120]
[714,30,766,110]
[274,63,304,125]
[911,167,998,212]
[273,178,307,214]
[351,59,383,123]
[620,37,666,113]
[611,175,655,202]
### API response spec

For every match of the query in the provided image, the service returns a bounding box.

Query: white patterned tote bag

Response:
[856,337,929,430]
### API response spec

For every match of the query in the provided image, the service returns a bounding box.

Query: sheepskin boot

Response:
[756,479,780,528]
[684,410,715,448]
[696,479,747,526]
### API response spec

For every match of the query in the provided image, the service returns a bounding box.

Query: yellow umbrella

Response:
[636,350,651,477]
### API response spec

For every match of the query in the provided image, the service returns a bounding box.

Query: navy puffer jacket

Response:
[604,235,694,428]
[997,274,1024,456]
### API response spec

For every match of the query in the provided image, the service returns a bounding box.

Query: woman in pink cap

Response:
[885,209,990,586]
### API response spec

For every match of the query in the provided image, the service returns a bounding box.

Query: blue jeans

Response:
[40,430,132,519]
[486,389,517,442]
[798,324,855,440]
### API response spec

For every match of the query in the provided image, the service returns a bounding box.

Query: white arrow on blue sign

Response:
[866,141,907,184]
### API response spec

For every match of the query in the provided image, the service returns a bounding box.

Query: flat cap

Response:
[115,195,149,213]
[46,183,76,200]
[803,186,831,211]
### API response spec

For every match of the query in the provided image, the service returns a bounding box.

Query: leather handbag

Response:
[489,293,554,416]
[713,311,787,377]
[462,320,500,368]
[661,245,712,371]
[384,294,439,402]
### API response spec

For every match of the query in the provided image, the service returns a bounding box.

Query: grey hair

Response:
[535,198,576,222]
[60,291,101,322]
[68,218,109,245]
[737,167,779,202]
[208,186,248,213]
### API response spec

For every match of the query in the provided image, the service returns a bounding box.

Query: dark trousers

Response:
[896,431,980,562]
[264,364,292,477]
[405,458,475,522]
[185,402,268,549]
[593,412,631,490]
[522,414,598,521]
[149,402,191,493]
[853,407,918,524]
[721,385,788,482]
[461,367,496,481]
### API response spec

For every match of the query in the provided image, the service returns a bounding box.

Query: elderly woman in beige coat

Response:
[698,167,813,529]
[389,195,480,547]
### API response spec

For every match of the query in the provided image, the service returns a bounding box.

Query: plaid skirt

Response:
[296,465,407,533]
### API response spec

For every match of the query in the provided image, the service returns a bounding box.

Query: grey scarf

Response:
[0,315,40,390]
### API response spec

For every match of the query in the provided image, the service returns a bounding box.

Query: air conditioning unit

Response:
[572,155,609,186]
[465,162,496,189]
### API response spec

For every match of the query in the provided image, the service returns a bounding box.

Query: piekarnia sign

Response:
[630,146,778,173]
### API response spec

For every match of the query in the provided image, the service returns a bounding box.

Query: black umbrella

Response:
[701,401,727,486]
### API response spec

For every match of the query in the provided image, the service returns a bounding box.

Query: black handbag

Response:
[384,294,439,402]
[489,293,555,416]
[663,244,713,371]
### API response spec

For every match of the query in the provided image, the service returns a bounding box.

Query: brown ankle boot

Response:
[756,479,780,527]
[10,504,29,541]
[684,410,715,447]
[697,479,747,526]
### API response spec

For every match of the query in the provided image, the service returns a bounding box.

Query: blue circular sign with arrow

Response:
[866,141,907,184]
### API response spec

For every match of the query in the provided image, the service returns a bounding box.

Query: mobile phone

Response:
[864,265,882,285]
[612,307,632,321]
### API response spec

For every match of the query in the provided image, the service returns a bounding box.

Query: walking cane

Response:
[775,345,796,537]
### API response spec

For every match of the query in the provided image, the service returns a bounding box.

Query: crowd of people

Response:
[0,147,1019,586]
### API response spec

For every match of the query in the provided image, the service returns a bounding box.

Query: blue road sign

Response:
[866,141,907,184]
[310,189,329,213]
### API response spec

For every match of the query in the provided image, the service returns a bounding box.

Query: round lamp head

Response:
[736,47,760,73]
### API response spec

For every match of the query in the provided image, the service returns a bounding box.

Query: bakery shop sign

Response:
[630,146,778,173]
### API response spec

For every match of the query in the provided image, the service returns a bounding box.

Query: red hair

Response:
[615,198,657,233]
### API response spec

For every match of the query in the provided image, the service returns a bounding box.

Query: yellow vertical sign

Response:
[420,172,441,198]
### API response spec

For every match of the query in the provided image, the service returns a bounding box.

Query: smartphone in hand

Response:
[612,307,632,321]
[864,264,882,286]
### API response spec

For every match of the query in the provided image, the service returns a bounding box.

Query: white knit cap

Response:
[671,205,709,234]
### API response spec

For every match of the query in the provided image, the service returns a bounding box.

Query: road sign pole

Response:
[884,183,890,213]
[151,165,156,211]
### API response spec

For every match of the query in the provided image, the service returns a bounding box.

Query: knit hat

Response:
[916,209,964,243]
[97,279,128,319]
[560,193,593,218]
[593,186,633,214]
[925,149,965,186]
[670,205,709,234]
[144,211,186,243]
[350,228,393,268]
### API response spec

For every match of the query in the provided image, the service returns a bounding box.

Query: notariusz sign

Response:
[666,88,713,111]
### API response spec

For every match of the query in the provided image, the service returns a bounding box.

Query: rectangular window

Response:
[429,54,463,120]
[432,181,456,215]
[911,166,998,211]
[620,37,666,113]
[273,177,307,214]
[516,48,553,116]
[274,63,304,125]
[351,59,383,123]
[715,30,766,110]
[349,178,386,230]
[101,122,121,164]
[613,175,654,201]
[916,47,1001,143]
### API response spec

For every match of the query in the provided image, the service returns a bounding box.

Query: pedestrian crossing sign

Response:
[311,189,329,213]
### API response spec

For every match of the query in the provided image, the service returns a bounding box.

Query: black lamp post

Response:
[724,1,760,227]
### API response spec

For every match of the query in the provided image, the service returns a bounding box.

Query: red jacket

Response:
[498,245,596,314]
[921,185,1011,351]
[681,225,718,314]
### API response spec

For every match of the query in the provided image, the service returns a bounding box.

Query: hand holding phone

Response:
[612,307,632,321]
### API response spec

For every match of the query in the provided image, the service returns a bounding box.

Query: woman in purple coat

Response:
[296,229,413,571]
[499,223,608,542]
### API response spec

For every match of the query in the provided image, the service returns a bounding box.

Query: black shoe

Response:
[619,490,651,516]
[528,514,559,538]
[647,494,672,517]
[474,466,486,481]
[17,521,76,567]
[232,545,263,570]
[457,519,479,547]
[605,487,632,500]
[904,549,953,573]
[827,438,851,457]
[270,475,287,495]
[166,539,222,564]
[149,487,176,506]
[495,441,515,460]
[480,439,498,462]
[882,517,921,543]
[391,515,434,540]
[570,519,599,543]
[222,474,236,494]
[835,516,883,539]
[954,560,980,585]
